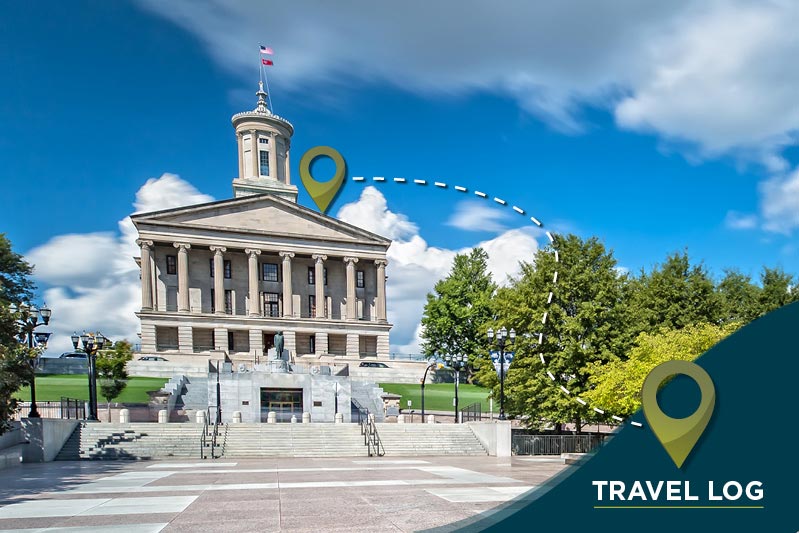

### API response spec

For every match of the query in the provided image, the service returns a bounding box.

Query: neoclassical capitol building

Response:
[132,83,391,363]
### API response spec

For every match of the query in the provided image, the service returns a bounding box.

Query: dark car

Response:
[60,352,87,359]
[359,362,389,368]
[138,356,168,362]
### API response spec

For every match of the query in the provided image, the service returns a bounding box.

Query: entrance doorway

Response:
[260,388,303,423]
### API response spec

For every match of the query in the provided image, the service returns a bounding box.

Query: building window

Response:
[324,268,328,286]
[308,267,315,285]
[309,334,316,354]
[259,150,270,176]
[309,295,316,317]
[209,258,214,278]
[356,270,365,288]
[224,290,233,314]
[166,255,176,275]
[259,137,269,145]
[262,263,278,282]
[224,260,232,279]
[228,331,235,351]
[210,289,215,313]
[264,292,280,317]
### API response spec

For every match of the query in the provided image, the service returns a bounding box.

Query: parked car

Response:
[359,361,389,368]
[59,352,87,359]
[138,356,168,362]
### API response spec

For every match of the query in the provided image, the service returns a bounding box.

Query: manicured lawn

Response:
[15,375,168,403]
[379,382,492,413]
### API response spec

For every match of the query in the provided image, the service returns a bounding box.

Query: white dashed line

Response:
[494,197,506,205]
[475,190,487,198]
[434,182,447,188]
[530,216,542,227]
[513,206,524,214]
[454,186,467,192]
[414,179,427,185]
[394,177,406,183]
[373,176,385,182]
[352,176,365,182]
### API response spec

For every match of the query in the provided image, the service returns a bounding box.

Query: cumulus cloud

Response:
[446,200,512,233]
[26,174,213,355]
[138,0,799,163]
[724,211,759,231]
[760,169,799,234]
[337,187,541,353]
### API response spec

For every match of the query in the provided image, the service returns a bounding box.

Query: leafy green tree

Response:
[96,340,133,421]
[716,269,761,324]
[629,251,717,333]
[758,267,799,314]
[420,248,496,383]
[0,235,36,434]
[584,322,740,416]
[496,234,631,432]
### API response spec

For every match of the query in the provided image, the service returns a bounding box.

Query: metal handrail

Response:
[200,408,209,459]
[200,407,223,459]
[352,398,384,457]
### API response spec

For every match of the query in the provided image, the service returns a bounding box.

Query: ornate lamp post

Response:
[487,326,515,421]
[420,358,440,420]
[442,353,469,423]
[71,332,106,421]
[11,303,52,418]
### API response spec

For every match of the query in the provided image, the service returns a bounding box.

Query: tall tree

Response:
[496,234,631,432]
[97,340,134,422]
[759,267,799,314]
[0,235,37,433]
[420,248,496,383]
[629,251,717,333]
[716,269,761,324]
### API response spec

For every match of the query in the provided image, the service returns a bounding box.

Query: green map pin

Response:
[641,360,716,468]
[299,146,347,214]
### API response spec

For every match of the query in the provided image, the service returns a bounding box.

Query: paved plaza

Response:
[0,457,568,532]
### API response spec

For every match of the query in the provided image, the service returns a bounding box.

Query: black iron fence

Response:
[512,433,608,455]
[460,402,482,422]
[14,398,86,420]
[61,397,86,420]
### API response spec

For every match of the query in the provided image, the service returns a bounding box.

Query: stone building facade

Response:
[132,82,392,362]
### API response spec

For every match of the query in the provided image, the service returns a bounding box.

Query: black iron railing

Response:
[460,402,482,422]
[511,433,608,455]
[60,397,86,420]
[351,399,384,457]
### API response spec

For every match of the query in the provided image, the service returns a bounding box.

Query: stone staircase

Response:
[173,376,209,421]
[376,424,487,456]
[223,423,368,457]
[56,423,204,460]
[350,381,386,422]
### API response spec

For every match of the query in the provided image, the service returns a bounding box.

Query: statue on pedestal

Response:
[274,331,285,361]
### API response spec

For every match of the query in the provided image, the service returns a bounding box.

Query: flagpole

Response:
[263,66,274,113]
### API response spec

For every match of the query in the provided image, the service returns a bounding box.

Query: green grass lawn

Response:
[379,382,492,413]
[16,375,168,404]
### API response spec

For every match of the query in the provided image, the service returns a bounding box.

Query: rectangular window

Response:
[324,268,328,286]
[224,289,233,314]
[210,289,215,313]
[356,270,365,288]
[264,292,280,317]
[308,266,315,285]
[227,331,234,351]
[209,258,214,278]
[309,334,316,354]
[224,260,232,279]
[259,150,270,176]
[166,255,177,275]
[262,263,278,282]
[309,295,316,317]
[259,138,269,144]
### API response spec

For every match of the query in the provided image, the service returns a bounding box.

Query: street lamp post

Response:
[443,354,469,423]
[420,358,439,420]
[71,332,106,421]
[11,303,52,418]
[487,326,516,421]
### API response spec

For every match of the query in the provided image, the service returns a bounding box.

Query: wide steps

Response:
[375,424,488,456]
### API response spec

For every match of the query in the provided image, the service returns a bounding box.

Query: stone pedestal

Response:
[158,410,168,423]
[119,409,130,423]
[232,411,242,423]
[427,415,436,424]
[195,411,207,424]
[267,411,276,424]
[335,413,344,423]
[302,412,311,423]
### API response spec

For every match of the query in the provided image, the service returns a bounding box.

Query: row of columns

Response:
[137,240,388,321]
[238,129,288,182]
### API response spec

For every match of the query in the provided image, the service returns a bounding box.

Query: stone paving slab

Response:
[0,457,567,531]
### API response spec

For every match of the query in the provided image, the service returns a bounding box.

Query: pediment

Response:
[131,194,390,245]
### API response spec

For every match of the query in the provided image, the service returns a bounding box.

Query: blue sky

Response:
[2,2,798,353]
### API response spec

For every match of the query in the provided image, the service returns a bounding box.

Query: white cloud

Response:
[760,168,799,234]
[725,211,759,230]
[446,200,511,233]
[25,174,213,355]
[138,0,799,163]
[337,187,541,353]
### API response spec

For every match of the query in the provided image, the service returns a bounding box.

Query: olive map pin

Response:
[299,146,347,214]
[641,360,716,468]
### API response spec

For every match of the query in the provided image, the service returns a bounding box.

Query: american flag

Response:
[260,45,274,55]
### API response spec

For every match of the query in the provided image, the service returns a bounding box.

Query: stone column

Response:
[210,246,227,315]
[246,248,262,317]
[284,142,291,184]
[344,257,359,320]
[174,242,191,313]
[279,252,294,317]
[312,254,327,318]
[250,129,259,177]
[137,240,154,311]
[269,132,278,179]
[375,259,387,322]
[237,132,244,178]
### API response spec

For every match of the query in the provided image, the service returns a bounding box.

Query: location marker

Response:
[299,146,347,214]
[641,360,716,468]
